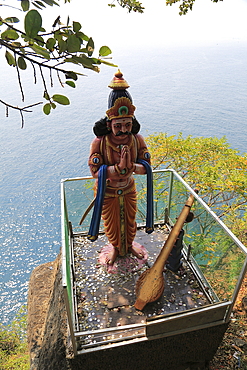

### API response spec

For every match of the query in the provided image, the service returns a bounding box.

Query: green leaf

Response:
[76,32,89,42]
[46,37,56,51]
[54,30,62,41]
[24,10,42,39]
[66,81,76,88]
[1,28,19,41]
[86,37,94,56]
[64,55,100,71]
[64,57,78,65]
[100,60,118,67]
[35,35,45,46]
[43,91,50,100]
[30,44,50,59]
[33,2,45,10]
[11,42,22,47]
[58,39,67,53]
[52,94,70,105]
[5,50,16,66]
[64,55,90,66]
[73,21,81,33]
[34,1,46,8]
[21,0,30,11]
[42,0,59,6]
[18,57,27,70]
[4,17,20,24]
[99,46,112,57]
[43,103,51,115]
[65,71,78,80]
[67,34,81,53]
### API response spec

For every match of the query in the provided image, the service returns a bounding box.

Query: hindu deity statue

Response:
[88,70,153,269]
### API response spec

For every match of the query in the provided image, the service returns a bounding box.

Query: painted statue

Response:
[88,70,153,269]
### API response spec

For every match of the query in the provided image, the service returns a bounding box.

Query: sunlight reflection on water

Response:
[0,43,246,324]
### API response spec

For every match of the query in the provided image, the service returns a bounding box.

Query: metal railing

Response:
[61,169,247,355]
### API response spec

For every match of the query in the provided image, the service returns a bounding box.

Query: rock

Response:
[27,252,70,370]
[242,296,247,313]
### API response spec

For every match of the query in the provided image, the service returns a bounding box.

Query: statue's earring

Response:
[106,121,112,131]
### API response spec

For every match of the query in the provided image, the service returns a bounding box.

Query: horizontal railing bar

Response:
[78,332,146,349]
[74,322,146,338]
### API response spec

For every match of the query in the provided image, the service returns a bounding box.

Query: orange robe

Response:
[102,177,137,256]
[102,134,138,256]
[89,133,151,256]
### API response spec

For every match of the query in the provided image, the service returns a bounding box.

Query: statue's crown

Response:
[108,69,130,90]
[106,97,135,120]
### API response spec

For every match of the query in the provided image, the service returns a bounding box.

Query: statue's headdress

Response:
[106,97,136,120]
[108,69,130,90]
[93,70,140,136]
[107,69,133,109]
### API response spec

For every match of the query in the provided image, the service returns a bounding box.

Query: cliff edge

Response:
[27,253,70,370]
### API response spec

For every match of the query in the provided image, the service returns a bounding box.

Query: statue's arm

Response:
[88,137,129,180]
[134,134,151,175]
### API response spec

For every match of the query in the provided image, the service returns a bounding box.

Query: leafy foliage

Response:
[0,0,116,126]
[0,306,29,370]
[146,133,247,240]
[166,0,223,16]
[109,0,224,14]
[108,0,144,13]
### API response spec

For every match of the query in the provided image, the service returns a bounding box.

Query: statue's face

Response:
[111,117,133,137]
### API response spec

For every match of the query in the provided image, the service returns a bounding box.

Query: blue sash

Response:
[137,159,154,234]
[87,165,107,241]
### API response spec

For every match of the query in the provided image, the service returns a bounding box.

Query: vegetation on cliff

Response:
[0,306,29,370]
[147,133,247,245]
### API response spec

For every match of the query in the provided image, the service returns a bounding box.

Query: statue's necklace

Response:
[106,135,134,153]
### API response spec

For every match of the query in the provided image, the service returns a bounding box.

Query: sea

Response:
[0,42,246,325]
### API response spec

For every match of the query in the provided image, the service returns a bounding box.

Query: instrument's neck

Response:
[152,195,194,273]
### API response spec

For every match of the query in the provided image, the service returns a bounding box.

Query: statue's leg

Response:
[124,189,145,259]
[104,246,119,265]
[129,242,144,259]
[101,186,144,264]
[101,195,121,264]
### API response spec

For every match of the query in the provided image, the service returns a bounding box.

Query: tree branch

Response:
[0,39,75,76]
[0,100,43,128]
[14,52,25,102]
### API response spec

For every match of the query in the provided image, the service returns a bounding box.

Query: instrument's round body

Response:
[134,268,165,310]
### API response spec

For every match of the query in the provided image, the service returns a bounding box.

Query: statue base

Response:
[98,241,148,274]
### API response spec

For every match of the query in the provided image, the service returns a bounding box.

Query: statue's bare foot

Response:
[105,247,119,265]
[129,244,144,259]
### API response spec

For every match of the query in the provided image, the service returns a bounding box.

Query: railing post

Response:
[61,180,77,355]
[166,170,173,222]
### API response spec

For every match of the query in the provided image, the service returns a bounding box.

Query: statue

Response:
[88,70,153,270]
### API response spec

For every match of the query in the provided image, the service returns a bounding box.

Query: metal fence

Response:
[61,169,247,355]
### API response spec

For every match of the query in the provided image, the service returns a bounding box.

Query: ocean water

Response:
[0,42,246,324]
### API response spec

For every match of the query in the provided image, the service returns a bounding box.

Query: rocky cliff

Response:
[27,253,71,370]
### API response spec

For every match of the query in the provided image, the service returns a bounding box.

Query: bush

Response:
[0,306,29,370]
